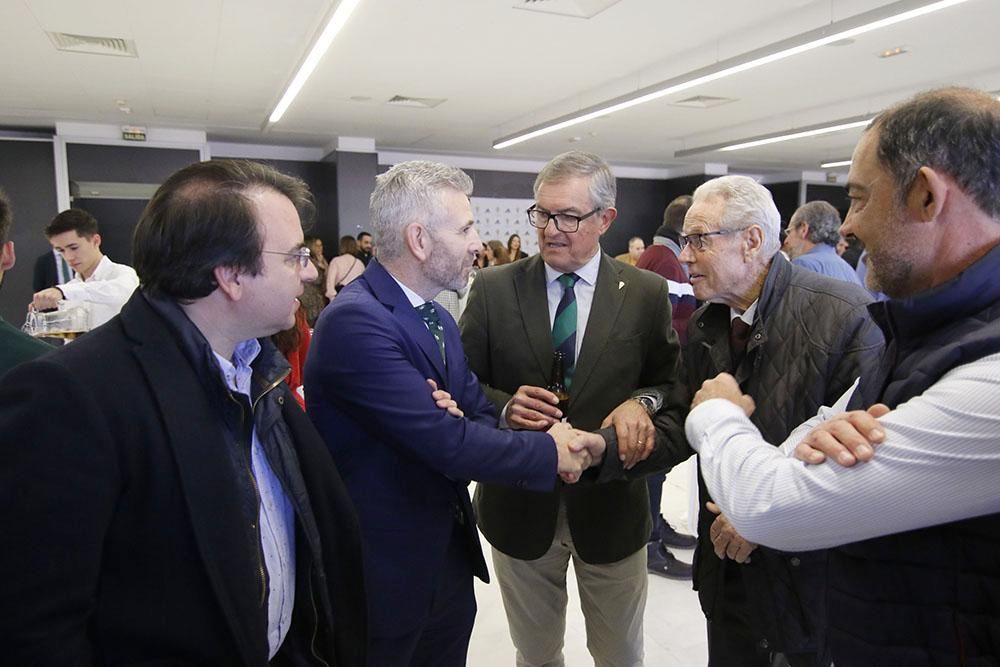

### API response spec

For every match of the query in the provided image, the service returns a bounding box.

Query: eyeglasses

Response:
[679,227,749,252]
[526,205,602,233]
[262,247,312,269]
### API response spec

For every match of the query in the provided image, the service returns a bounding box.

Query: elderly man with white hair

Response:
[676,175,884,667]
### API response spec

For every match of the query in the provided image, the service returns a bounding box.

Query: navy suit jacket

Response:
[305,260,557,637]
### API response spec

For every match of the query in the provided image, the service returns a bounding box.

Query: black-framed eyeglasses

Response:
[526,205,602,233]
[679,227,749,252]
[262,247,312,269]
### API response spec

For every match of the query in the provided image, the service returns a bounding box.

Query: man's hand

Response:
[706,501,756,563]
[691,373,756,416]
[426,379,463,418]
[31,287,64,312]
[558,430,606,483]
[548,421,596,483]
[794,404,889,466]
[600,398,654,469]
[506,385,562,430]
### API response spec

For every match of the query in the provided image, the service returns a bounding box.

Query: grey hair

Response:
[534,151,616,209]
[869,87,1000,219]
[692,175,781,258]
[792,200,842,246]
[369,160,474,261]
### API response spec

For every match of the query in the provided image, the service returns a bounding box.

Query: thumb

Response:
[867,403,890,418]
[426,378,438,391]
[706,501,722,516]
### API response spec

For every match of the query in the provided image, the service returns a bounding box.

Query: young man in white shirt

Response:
[31,209,138,329]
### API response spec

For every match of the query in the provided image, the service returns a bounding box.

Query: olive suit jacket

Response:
[460,252,689,564]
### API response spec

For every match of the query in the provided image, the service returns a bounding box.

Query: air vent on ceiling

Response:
[47,32,138,58]
[513,0,623,19]
[671,95,737,109]
[386,95,446,109]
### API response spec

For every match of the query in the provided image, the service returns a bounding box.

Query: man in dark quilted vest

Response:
[678,175,884,667]
[686,86,1000,665]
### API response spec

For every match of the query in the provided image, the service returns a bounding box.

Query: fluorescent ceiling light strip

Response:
[492,0,971,150]
[268,0,363,124]
[675,115,872,157]
[821,159,853,168]
[719,119,872,151]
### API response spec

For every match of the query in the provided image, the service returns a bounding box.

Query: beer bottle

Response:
[547,351,570,421]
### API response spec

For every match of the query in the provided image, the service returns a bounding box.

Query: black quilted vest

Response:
[828,243,1000,666]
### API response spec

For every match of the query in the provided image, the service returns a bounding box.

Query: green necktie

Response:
[552,273,580,387]
[416,302,446,365]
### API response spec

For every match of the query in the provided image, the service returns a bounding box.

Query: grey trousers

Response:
[491,503,648,667]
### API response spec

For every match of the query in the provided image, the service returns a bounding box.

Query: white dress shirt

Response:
[58,255,139,328]
[685,352,1000,552]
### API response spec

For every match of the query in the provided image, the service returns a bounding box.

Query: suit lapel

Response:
[513,257,555,379]
[366,260,448,382]
[570,254,626,401]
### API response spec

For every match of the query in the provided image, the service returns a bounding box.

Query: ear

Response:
[403,222,430,261]
[0,240,15,272]
[213,265,242,301]
[797,223,809,239]
[906,166,948,222]
[744,225,765,261]
[597,207,617,234]
[91,233,102,249]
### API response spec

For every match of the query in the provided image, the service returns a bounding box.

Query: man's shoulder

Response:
[784,262,873,310]
[0,319,53,376]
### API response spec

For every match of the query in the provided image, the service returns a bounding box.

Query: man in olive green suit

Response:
[460,151,690,666]
[0,189,52,377]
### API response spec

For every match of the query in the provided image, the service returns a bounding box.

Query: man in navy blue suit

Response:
[304,160,604,666]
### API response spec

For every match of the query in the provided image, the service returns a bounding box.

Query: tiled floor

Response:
[468,459,709,666]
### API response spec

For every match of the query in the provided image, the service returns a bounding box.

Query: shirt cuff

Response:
[685,398,750,454]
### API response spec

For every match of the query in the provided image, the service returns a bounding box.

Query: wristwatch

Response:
[632,392,662,416]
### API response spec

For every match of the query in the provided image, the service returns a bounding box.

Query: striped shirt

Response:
[685,352,1000,552]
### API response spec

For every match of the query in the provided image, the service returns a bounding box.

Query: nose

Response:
[678,242,694,264]
[301,259,318,282]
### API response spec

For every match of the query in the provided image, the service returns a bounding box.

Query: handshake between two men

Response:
[428,379,647,484]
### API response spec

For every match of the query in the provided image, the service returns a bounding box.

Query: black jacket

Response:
[0,291,367,666]
[686,254,884,655]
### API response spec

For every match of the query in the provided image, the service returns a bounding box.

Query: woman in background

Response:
[507,233,527,261]
[326,235,365,299]
[487,240,511,266]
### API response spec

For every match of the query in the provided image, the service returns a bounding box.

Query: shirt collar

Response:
[543,249,602,286]
[213,338,262,394]
[388,273,429,308]
[730,299,758,326]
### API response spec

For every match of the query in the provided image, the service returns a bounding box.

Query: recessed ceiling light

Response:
[821,159,853,168]
[879,45,909,58]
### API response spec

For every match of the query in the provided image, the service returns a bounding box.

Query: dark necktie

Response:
[416,302,446,365]
[729,317,752,368]
[552,273,580,387]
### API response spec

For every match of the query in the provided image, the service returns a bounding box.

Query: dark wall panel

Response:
[336,152,377,245]
[72,198,148,266]
[67,144,200,183]
[765,182,801,225]
[806,183,850,219]
[0,140,59,325]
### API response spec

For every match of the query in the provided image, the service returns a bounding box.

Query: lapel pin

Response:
[618,281,625,290]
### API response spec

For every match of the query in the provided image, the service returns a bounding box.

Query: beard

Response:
[424,235,471,292]
[863,207,918,298]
